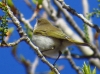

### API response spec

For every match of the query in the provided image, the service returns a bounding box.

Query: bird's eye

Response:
[38,19,41,23]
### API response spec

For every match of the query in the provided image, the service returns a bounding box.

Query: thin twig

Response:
[65,49,82,74]
[0,36,25,46]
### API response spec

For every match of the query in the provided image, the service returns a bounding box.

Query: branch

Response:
[19,13,33,31]
[31,57,39,74]
[6,5,60,74]
[82,0,93,42]
[43,0,100,69]
[54,0,85,39]
[24,0,35,11]
[43,0,95,57]
[42,0,58,21]
[65,49,82,74]
[56,0,100,33]
[0,37,24,47]
[55,0,100,59]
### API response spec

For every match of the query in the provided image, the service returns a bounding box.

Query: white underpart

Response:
[32,35,71,58]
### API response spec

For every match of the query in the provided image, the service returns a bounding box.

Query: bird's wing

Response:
[34,28,75,41]
[33,28,87,46]
[47,30,67,39]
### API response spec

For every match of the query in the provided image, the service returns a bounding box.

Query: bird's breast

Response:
[32,35,72,58]
[32,35,61,51]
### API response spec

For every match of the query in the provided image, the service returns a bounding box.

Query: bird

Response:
[32,18,87,65]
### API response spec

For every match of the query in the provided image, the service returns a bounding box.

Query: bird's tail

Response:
[73,42,88,46]
[65,36,88,46]
[67,38,88,46]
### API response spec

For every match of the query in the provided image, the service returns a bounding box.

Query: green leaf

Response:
[32,0,37,4]
[38,0,43,5]
[0,27,3,31]
[32,0,43,5]
[7,0,14,6]
[82,62,96,74]
[92,67,96,74]
[87,64,91,74]
[82,62,90,74]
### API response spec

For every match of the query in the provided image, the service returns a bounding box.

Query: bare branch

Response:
[54,0,86,43]
[19,13,33,31]
[0,37,24,47]
[82,0,93,42]
[65,49,82,74]
[31,57,39,74]
[56,0,100,33]
[6,5,60,74]
[24,0,35,11]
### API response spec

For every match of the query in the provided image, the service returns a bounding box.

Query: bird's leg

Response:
[41,50,62,66]
[53,51,62,66]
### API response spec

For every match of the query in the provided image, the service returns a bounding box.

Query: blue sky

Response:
[0,0,100,74]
